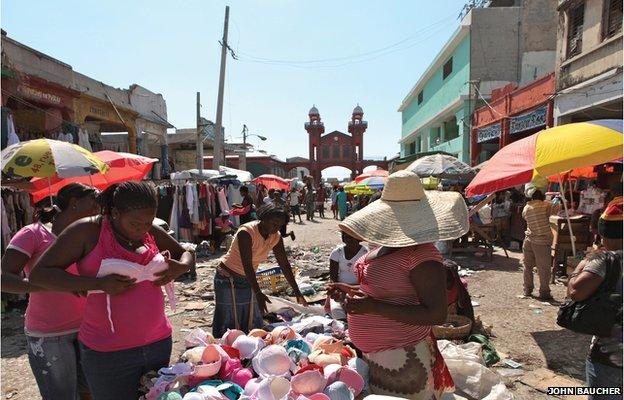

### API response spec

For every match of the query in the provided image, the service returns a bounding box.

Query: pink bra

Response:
[88,253,177,333]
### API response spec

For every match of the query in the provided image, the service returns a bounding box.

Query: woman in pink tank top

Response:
[30,182,195,400]
[1,183,98,400]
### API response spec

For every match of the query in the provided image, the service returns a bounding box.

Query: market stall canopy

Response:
[406,154,475,181]
[546,159,622,182]
[186,169,222,179]
[219,166,253,183]
[29,150,157,203]
[354,169,388,183]
[465,120,623,197]
[1,138,108,179]
[252,174,290,191]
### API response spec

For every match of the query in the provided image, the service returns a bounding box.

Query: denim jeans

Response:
[212,270,263,338]
[26,332,88,400]
[586,359,623,400]
[80,336,172,400]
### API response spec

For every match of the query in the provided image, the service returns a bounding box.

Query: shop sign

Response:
[89,106,111,119]
[510,106,547,135]
[477,122,501,144]
[17,84,62,105]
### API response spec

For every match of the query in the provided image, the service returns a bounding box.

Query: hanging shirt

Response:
[78,129,92,151]
[6,114,19,147]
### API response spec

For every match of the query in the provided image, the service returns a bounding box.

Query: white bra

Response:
[88,253,177,333]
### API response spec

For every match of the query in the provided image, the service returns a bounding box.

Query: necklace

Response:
[111,221,142,249]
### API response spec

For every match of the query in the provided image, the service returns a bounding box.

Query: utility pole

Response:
[213,5,230,170]
[196,92,203,174]
[240,124,248,171]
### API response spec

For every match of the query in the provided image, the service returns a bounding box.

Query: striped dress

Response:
[348,244,454,399]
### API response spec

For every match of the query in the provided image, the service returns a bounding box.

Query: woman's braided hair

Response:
[99,181,158,215]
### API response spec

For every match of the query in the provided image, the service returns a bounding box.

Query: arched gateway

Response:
[283,105,388,182]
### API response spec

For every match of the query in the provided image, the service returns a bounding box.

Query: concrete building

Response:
[398,0,557,164]
[1,31,170,161]
[554,0,623,124]
[471,73,555,164]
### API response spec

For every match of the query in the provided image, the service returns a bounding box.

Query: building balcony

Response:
[348,120,368,128]
[429,135,464,156]
[305,121,325,128]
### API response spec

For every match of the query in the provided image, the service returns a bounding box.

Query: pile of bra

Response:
[141,326,373,400]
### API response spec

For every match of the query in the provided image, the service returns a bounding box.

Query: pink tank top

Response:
[77,217,172,352]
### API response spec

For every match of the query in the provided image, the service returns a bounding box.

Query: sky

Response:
[2,0,466,178]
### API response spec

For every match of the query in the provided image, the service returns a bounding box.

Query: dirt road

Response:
[1,216,588,399]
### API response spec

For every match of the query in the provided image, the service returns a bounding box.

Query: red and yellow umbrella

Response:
[466,120,622,197]
[28,151,158,203]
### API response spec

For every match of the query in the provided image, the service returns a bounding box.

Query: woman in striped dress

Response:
[330,170,470,399]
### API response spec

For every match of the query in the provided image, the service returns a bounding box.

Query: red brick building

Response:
[471,73,555,165]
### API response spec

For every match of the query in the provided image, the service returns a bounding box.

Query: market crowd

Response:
[1,170,622,400]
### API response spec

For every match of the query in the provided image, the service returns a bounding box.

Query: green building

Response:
[398,1,557,164]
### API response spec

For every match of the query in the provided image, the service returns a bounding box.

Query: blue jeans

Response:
[27,332,88,400]
[586,359,623,400]
[80,336,172,400]
[213,270,263,338]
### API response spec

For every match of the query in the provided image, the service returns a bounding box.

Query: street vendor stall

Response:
[466,120,622,259]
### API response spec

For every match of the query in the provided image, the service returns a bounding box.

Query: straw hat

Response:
[339,170,469,247]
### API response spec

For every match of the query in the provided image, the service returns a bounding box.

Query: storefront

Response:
[1,71,80,147]
[471,73,555,165]
[74,94,139,154]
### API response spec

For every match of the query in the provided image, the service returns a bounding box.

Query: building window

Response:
[417,91,423,105]
[332,144,340,159]
[342,145,351,159]
[322,145,329,159]
[444,117,459,141]
[603,0,622,39]
[409,141,416,155]
[566,2,585,58]
[443,58,453,79]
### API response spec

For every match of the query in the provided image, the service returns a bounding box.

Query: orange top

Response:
[221,221,281,276]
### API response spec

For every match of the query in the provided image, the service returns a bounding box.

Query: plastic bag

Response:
[467,334,500,367]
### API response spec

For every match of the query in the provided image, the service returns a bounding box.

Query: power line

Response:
[236,24,452,70]
[235,14,455,67]
[470,83,506,118]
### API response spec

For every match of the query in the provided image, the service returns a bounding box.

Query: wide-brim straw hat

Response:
[339,170,469,247]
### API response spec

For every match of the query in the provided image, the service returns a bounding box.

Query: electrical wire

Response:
[471,84,506,118]
[235,14,455,68]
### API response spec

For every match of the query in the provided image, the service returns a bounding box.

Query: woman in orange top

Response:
[213,203,307,337]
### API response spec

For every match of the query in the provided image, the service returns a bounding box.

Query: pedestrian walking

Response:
[316,184,326,218]
[213,204,307,337]
[331,186,339,219]
[336,187,348,220]
[30,181,195,400]
[567,197,622,399]
[304,180,316,221]
[1,183,98,400]
[329,170,468,399]
[522,185,558,300]
[288,187,303,223]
